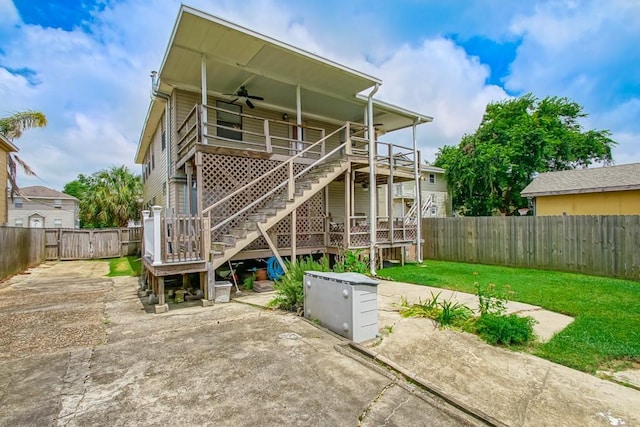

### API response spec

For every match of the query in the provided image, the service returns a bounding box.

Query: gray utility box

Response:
[304,271,379,343]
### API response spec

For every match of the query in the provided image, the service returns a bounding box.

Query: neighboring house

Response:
[7,186,79,228]
[136,5,434,309]
[379,165,449,220]
[0,134,18,225]
[521,163,640,216]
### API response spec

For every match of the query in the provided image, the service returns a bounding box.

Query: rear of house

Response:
[135,5,435,311]
[521,163,640,216]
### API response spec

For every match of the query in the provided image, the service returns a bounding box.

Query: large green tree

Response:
[434,94,616,216]
[64,166,142,228]
[0,110,47,196]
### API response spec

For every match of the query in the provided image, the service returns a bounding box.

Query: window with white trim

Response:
[15,219,23,227]
[429,173,436,184]
[54,199,62,208]
[54,219,62,228]
[14,197,23,208]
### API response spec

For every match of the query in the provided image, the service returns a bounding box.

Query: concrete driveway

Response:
[0,262,479,426]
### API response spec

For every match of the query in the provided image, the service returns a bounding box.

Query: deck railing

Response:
[176,104,327,160]
[142,206,203,264]
[327,215,417,249]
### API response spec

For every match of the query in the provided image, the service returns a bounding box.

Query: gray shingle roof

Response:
[521,163,640,197]
[19,186,78,200]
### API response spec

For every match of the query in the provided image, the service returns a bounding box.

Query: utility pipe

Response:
[412,119,422,263]
[150,71,172,212]
[367,84,379,276]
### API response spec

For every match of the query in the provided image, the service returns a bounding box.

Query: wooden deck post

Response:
[291,209,297,262]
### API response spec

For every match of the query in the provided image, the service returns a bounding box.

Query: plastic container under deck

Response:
[303,271,379,343]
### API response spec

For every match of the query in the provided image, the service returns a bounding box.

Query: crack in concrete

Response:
[358,382,395,426]
[383,395,411,426]
[519,366,551,426]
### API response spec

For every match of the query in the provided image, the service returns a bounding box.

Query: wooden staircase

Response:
[209,159,348,270]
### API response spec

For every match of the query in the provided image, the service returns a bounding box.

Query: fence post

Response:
[152,206,162,265]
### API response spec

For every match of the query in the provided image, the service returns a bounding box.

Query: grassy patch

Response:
[106,256,141,277]
[383,261,640,373]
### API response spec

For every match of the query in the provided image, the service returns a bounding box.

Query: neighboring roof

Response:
[137,5,432,163]
[0,134,18,152]
[521,163,640,197]
[422,165,445,174]
[17,186,78,201]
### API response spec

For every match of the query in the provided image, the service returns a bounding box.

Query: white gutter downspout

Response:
[412,119,422,263]
[150,71,171,212]
[367,84,380,276]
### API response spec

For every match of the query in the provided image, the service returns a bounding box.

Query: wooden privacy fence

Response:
[0,227,45,280]
[423,215,640,280]
[45,227,142,260]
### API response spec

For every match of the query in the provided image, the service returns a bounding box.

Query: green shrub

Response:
[270,256,330,314]
[474,313,537,346]
[243,273,255,290]
[333,249,368,274]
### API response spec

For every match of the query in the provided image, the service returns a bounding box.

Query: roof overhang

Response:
[0,134,18,152]
[137,5,433,162]
[522,185,640,198]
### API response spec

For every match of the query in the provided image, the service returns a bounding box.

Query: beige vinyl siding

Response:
[423,171,447,192]
[7,197,78,228]
[142,117,166,208]
[327,181,346,221]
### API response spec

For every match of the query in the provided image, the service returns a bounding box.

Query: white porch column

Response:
[152,205,163,265]
[412,120,422,263]
[142,210,150,258]
[367,84,379,275]
[296,84,302,152]
[201,54,208,145]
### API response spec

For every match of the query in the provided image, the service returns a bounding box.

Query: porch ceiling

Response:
[157,5,432,131]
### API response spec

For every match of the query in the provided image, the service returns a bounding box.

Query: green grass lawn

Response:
[106,256,142,277]
[381,261,640,373]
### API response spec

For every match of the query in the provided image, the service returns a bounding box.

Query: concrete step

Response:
[267,199,287,209]
[238,221,258,231]
[222,234,236,246]
[257,207,278,216]
[247,212,267,222]
[229,228,247,238]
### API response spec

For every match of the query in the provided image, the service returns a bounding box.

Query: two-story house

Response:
[136,5,434,311]
[7,186,79,228]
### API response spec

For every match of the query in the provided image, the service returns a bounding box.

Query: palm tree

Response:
[81,166,142,228]
[0,110,47,197]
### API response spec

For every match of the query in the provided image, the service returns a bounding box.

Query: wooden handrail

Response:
[203,122,349,216]
[207,139,349,235]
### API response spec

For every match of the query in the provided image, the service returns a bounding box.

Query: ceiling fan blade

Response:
[247,95,264,101]
[245,99,255,109]
[229,97,239,104]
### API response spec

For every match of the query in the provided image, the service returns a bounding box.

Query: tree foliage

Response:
[434,94,616,216]
[64,166,142,228]
[1,110,47,197]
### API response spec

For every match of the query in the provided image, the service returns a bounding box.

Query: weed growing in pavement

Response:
[400,291,473,328]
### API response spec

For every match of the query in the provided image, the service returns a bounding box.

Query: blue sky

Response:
[1,0,639,190]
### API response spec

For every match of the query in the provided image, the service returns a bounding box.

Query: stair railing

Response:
[202,122,353,236]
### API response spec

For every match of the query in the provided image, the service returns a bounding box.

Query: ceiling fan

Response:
[224,86,264,109]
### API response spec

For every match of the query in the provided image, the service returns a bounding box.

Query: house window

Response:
[54,199,62,208]
[15,219,23,227]
[161,130,166,151]
[216,101,242,141]
[54,219,62,228]
[431,206,437,216]
[429,173,436,184]
[14,197,23,208]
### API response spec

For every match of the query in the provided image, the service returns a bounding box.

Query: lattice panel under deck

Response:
[201,153,306,242]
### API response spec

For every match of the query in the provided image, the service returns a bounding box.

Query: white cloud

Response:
[4,0,639,192]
